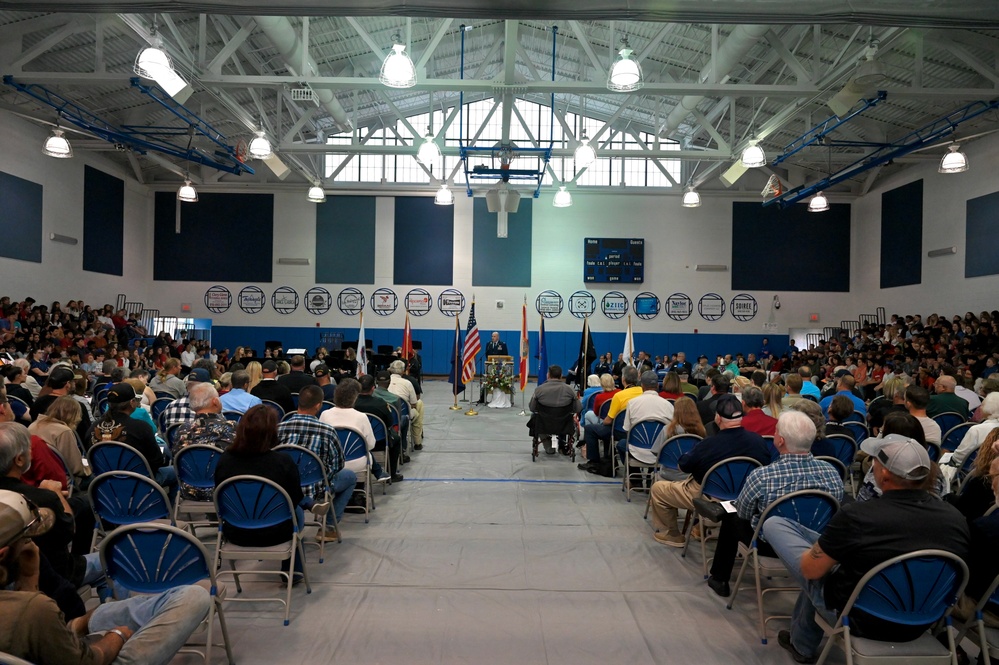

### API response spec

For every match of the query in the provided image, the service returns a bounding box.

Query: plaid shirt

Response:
[173,413,236,500]
[161,395,195,431]
[277,414,345,500]
[736,453,844,528]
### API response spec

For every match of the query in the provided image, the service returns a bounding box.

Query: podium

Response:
[484,355,514,408]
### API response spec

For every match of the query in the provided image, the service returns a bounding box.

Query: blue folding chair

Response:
[762,435,780,463]
[644,434,703,519]
[7,395,29,422]
[154,390,175,401]
[172,444,223,528]
[683,456,763,575]
[814,550,968,665]
[956,568,999,665]
[622,419,668,502]
[318,401,335,417]
[597,399,612,420]
[334,427,372,522]
[214,475,312,626]
[99,523,234,665]
[88,441,153,477]
[845,410,866,424]
[221,410,243,423]
[825,434,859,494]
[275,444,341,561]
[366,414,391,493]
[88,470,176,550]
[727,490,841,644]
[581,392,598,416]
[843,421,869,446]
[260,399,285,421]
[290,393,300,408]
[941,422,974,453]
[150,397,174,423]
[933,412,967,446]
[396,401,412,451]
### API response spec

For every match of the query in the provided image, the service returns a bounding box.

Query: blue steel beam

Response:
[771,91,887,167]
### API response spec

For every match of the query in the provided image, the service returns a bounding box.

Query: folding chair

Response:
[396,401,412,452]
[88,470,177,550]
[45,444,74,497]
[726,490,840,644]
[150,397,174,423]
[173,444,223,529]
[154,390,176,401]
[815,456,849,484]
[956,571,999,665]
[644,433,702,519]
[387,403,405,465]
[7,395,29,422]
[318,401,335,417]
[221,411,243,423]
[88,441,154,477]
[814,550,968,665]
[682,456,763,576]
[825,434,859,495]
[622,419,668,502]
[260,399,286,421]
[609,411,627,477]
[941,422,974,453]
[333,427,372,522]
[99,523,234,665]
[926,441,944,463]
[213,475,312,626]
[843,421,869,446]
[275,444,342,562]
[762,435,780,463]
[933,412,967,447]
[165,423,183,450]
[366,414,391,492]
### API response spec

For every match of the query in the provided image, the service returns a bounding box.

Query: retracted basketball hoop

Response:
[762,174,784,200]
[235,139,249,163]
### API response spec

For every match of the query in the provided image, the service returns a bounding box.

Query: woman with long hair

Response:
[947,428,999,520]
[666,396,705,438]
[659,372,683,400]
[762,382,784,418]
[245,360,263,392]
[150,357,185,399]
[28,395,89,484]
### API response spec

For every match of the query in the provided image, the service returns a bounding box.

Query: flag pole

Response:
[449,315,461,410]
[519,294,529,416]
[464,296,478,417]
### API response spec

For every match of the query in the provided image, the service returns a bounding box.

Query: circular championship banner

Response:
[698,293,726,321]
[535,290,564,319]
[337,288,365,316]
[271,286,299,315]
[568,290,596,319]
[437,289,465,317]
[601,291,629,320]
[370,288,399,316]
[405,288,432,317]
[730,293,759,322]
[304,287,332,316]
[633,292,660,321]
[665,293,693,321]
[237,286,265,314]
[204,286,231,314]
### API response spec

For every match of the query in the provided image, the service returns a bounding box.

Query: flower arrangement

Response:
[482,366,515,394]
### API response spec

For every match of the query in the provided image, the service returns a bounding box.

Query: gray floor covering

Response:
[184,380,823,665]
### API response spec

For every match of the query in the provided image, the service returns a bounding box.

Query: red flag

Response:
[519,299,529,391]
[402,312,413,360]
[461,302,481,384]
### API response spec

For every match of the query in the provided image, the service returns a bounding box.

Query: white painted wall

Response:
[0,111,152,306]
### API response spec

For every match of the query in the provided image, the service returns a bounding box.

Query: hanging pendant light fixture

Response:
[808,191,830,212]
[42,127,73,158]
[681,186,701,208]
[741,138,766,168]
[379,35,416,88]
[417,128,441,165]
[307,181,326,203]
[248,129,273,160]
[177,178,198,203]
[553,186,573,208]
[434,183,454,206]
[938,144,969,173]
[607,38,643,92]
[574,130,596,168]
[134,23,187,98]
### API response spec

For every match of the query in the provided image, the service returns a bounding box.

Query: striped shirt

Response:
[736,453,844,527]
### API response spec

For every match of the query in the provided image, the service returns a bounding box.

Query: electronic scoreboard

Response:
[583,238,644,283]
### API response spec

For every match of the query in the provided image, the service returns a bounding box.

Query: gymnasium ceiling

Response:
[0,0,997,197]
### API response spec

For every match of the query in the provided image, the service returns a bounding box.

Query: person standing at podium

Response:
[485,332,508,357]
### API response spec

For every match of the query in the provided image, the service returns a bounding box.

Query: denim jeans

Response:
[88,585,211,665]
[761,516,838,658]
[584,422,612,462]
[331,469,357,523]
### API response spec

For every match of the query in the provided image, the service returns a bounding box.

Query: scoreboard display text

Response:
[583,238,645,283]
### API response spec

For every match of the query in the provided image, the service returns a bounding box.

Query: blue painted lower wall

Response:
[212,325,789,377]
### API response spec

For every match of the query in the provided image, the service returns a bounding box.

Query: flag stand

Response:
[449,395,461,411]
[518,387,527,416]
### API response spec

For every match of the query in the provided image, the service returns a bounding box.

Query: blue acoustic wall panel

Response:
[966,191,999,278]
[880,179,922,288]
[83,166,124,276]
[472,197,532,286]
[154,192,273,282]
[731,201,851,292]
[394,197,454,285]
[0,170,42,263]
[316,196,376,284]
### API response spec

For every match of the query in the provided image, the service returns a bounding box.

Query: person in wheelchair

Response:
[529,366,581,455]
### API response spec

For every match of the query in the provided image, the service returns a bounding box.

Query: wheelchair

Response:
[527,403,579,462]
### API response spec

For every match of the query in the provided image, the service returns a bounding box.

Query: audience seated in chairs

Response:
[28,395,90,487]
[529,365,582,456]
[353,375,404,480]
[319,378,391,483]
[173,382,236,494]
[580,366,642,472]
[583,374,619,427]
[219,369,262,414]
[387,360,424,451]
[618,370,673,465]
[160,367,213,433]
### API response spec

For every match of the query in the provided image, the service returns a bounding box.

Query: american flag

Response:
[461,302,481,384]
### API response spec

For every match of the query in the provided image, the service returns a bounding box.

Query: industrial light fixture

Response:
[607,38,643,92]
[681,186,701,208]
[938,144,968,174]
[417,128,441,164]
[379,36,416,88]
[42,127,72,158]
[741,138,766,168]
[177,178,198,203]
[248,130,273,160]
[853,40,888,89]
[808,191,830,212]
[553,186,573,208]
[307,181,326,203]
[434,183,454,206]
[574,130,596,168]
[133,26,187,98]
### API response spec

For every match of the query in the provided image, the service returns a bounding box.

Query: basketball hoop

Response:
[761,174,783,199]
[235,139,248,163]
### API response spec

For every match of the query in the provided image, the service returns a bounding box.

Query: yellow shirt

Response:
[606,386,644,420]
